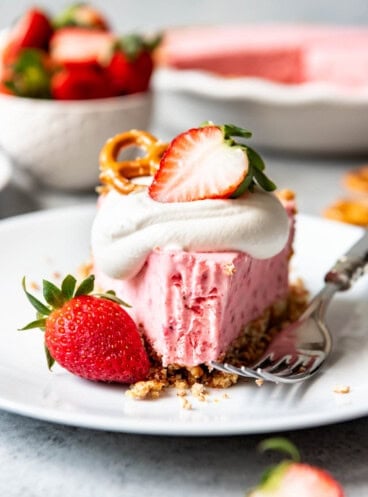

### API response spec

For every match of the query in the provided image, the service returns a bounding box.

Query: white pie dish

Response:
[153,68,368,154]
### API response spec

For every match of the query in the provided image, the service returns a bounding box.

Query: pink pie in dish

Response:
[157,24,368,87]
[91,124,304,392]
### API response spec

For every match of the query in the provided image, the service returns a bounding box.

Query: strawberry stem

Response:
[22,277,51,316]
[75,274,95,297]
[217,123,277,195]
[258,437,301,463]
[20,274,131,332]
[61,274,77,299]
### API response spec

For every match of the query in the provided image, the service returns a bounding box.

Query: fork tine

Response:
[264,354,312,376]
[211,362,264,380]
[210,347,328,384]
[259,355,293,374]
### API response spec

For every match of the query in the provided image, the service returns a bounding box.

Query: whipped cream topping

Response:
[91,188,290,279]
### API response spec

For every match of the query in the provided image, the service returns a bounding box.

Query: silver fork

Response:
[211,230,368,384]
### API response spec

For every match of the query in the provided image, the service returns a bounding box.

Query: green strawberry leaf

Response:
[61,274,77,300]
[7,49,51,99]
[19,318,47,331]
[253,167,277,192]
[44,345,55,371]
[52,4,79,29]
[119,34,145,61]
[22,277,51,316]
[75,275,95,297]
[94,291,132,308]
[246,145,266,171]
[258,461,292,492]
[230,164,255,198]
[43,279,65,308]
[142,33,163,52]
[199,122,277,195]
[221,124,252,140]
[258,437,301,462]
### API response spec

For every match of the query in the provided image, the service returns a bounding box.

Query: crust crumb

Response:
[333,385,351,394]
[191,382,208,401]
[126,380,166,400]
[30,281,40,291]
[176,390,187,397]
[255,379,264,387]
[180,397,193,410]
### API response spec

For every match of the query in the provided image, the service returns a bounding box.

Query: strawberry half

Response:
[148,123,276,203]
[50,28,115,68]
[247,438,345,497]
[20,274,150,384]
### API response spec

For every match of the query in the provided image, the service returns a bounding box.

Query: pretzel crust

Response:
[323,198,368,227]
[99,130,167,194]
[344,165,368,193]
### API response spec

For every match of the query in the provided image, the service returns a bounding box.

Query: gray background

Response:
[1,0,368,31]
[0,1,368,496]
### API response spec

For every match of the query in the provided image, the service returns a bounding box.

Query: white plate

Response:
[153,68,368,154]
[0,206,367,435]
[0,150,11,190]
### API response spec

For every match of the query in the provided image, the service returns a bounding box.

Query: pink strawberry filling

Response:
[93,202,294,367]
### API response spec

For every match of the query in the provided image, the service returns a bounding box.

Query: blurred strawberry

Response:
[2,49,51,98]
[51,66,113,100]
[50,27,115,69]
[105,50,132,95]
[247,438,345,497]
[53,3,109,31]
[0,82,13,95]
[3,8,53,65]
[127,50,154,93]
[106,33,161,95]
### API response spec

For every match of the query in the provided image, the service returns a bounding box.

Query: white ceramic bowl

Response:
[0,92,153,190]
[154,68,368,155]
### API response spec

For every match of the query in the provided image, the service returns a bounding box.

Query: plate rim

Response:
[0,150,12,190]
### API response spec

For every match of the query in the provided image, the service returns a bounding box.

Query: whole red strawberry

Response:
[105,34,160,95]
[128,50,154,93]
[3,8,53,65]
[105,50,132,95]
[247,438,345,497]
[20,274,150,384]
[51,67,113,100]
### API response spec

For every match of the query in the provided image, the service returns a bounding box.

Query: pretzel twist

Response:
[99,130,167,194]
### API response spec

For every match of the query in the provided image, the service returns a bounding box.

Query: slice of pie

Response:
[90,124,304,392]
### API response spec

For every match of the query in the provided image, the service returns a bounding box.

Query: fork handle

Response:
[325,230,368,291]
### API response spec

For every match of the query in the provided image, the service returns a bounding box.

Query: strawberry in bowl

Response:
[0,4,160,99]
[0,4,160,190]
